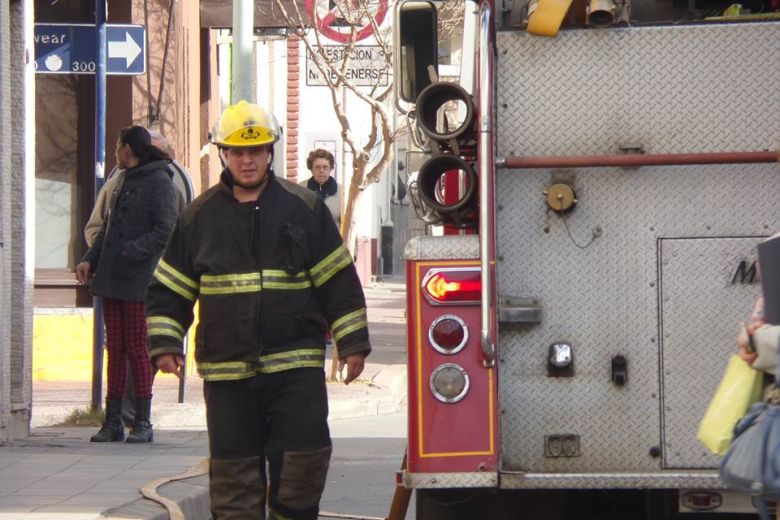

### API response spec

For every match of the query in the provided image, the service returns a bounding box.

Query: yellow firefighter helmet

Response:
[211,100,281,148]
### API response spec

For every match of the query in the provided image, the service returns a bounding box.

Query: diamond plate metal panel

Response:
[494,23,780,479]
[404,235,479,260]
[496,164,778,474]
[660,238,762,468]
[500,471,723,490]
[404,471,499,489]
[497,24,780,157]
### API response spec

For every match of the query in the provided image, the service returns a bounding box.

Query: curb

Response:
[327,364,407,420]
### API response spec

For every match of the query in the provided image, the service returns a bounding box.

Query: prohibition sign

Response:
[306,0,388,43]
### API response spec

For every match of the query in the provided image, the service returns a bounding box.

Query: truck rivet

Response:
[649,446,661,458]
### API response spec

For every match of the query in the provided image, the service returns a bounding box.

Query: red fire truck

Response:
[391,0,780,517]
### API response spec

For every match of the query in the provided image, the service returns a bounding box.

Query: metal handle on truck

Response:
[478,1,495,368]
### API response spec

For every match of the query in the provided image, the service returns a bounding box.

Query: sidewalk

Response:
[2,362,407,520]
[1,279,407,519]
[31,361,408,429]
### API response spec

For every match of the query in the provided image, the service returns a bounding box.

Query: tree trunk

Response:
[340,164,365,256]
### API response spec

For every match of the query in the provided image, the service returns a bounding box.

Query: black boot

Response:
[90,399,125,442]
[126,398,153,443]
[121,364,136,428]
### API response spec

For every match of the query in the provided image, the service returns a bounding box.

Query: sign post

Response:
[91,1,108,413]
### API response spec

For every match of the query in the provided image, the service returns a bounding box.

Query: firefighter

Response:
[145,100,371,519]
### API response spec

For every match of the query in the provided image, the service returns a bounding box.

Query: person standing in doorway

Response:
[76,125,177,444]
[301,148,342,226]
[145,101,370,519]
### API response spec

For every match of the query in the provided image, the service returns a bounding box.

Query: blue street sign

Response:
[34,24,146,75]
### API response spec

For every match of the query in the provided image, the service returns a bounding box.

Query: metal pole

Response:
[477,2,495,368]
[500,150,779,169]
[178,333,188,403]
[91,0,107,411]
[232,0,255,103]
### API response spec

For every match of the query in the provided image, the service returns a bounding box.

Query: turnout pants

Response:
[204,367,332,520]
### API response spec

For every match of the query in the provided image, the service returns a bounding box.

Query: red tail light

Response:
[429,315,468,354]
[422,268,480,305]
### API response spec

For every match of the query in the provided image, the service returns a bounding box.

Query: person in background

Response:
[76,126,178,443]
[85,130,187,245]
[301,148,342,226]
[83,130,189,427]
[738,297,779,375]
[146,101,370,519]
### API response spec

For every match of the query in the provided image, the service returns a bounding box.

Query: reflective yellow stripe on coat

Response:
[196,348,325,381]
[309,245,353,288]
[153,259,198,301]
[199,270,312,295]
[146,316,186,343]
[331,308,368,342]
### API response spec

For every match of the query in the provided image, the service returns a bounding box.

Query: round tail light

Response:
[430,363,470,403]
[429,315,468,355]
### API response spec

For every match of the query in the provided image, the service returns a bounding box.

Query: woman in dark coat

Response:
[76,126,177,443]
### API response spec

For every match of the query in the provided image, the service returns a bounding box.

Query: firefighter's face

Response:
[224,145,271,190]
[311,158,333,186]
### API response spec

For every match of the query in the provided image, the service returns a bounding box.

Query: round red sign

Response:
[306,0,389,43]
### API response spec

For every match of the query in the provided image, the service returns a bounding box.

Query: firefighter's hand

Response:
[338,354,366,385]
[156,354,185,379]
[75,261,91,284]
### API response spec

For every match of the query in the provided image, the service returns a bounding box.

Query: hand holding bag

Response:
[697,355,765,455]
[719,353,780,520]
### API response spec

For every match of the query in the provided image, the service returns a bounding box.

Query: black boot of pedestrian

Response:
[90,399,125,442]
[126,398,153,443]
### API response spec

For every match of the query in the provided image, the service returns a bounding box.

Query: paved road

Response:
[363,282,407,366]
[322,412,414,520]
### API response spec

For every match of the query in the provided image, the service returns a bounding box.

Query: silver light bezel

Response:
[429,363,470,404]
[428,314,469,355]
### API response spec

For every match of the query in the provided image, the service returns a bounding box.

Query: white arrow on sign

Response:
[108,32,142,68]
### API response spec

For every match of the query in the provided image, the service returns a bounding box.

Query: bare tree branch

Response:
[274,0,398,252]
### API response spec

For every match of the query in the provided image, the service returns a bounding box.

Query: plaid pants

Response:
[103,298,153,400]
